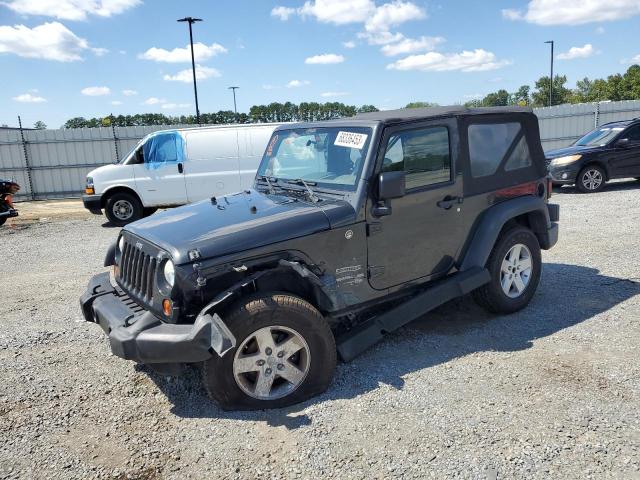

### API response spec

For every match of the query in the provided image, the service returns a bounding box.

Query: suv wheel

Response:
[473,226,542,314]
[202,293,336,410]
[105,192,143,226]
[576,165,606,193]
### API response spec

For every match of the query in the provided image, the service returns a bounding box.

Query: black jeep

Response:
[81,106,559,410]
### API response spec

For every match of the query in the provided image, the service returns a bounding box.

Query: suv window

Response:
[468,122,531,177]
[623,125,640,142]
[382,126,451,190]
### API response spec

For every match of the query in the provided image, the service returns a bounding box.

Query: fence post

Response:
[18,115,35,200]
[110,113,120,162]
[594,102,600,129]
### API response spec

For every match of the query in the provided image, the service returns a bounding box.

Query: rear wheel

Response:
[104,191,143,226]
[576,165,606,193]
[202,293,336,410]
[473,226,542,314]
[0,217,6,227]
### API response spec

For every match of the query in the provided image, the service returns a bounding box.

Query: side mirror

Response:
[378,171,406,200]
[615,138,630,148]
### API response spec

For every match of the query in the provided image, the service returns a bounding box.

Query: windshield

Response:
[257,127,373,191]
[574,127,624,147]
[119,139,145,164]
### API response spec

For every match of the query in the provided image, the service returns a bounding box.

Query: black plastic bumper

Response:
[0,208,18,219]
[80,272,234,364]
[82,194,102,215]
[548,165,580,184]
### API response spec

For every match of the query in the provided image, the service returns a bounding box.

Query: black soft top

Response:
[274,105,535,131]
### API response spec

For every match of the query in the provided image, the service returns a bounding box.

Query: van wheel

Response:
[105,192,143,226]
[576,165,606,193]
[202,293,336,410]
[473,226,541,314]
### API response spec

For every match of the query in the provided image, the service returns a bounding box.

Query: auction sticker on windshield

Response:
[335,131,368,149]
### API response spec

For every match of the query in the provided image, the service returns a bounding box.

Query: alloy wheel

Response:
[500,243,533,299]
[581,169,603,191]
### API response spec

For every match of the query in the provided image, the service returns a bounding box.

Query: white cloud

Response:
[139,42,227,63]
[595,26,606,34]
[387,49,511,72]
[122,89,138,96]
[1,0,142,21]
[119,50,127,55]
[91,47,109,56]
[161,103,191,110]
[111,100,123,105]
[143,97,165,105]
[305,53,345,64]
[286,79,311,88]
[502,0,640,26]
[321,91,349,97]
[364,0,426,33]
[557,44,596,60]
[262,84,277,90]
[0,22,90,62]
[625,54,640,64]
[271,6,296,20]
[163,65,221,82]
[298,0,375,25]
[381,35,445,56]
[81,86,111,96]
[12,93,47,103]
[358,30,404,45]
[343,41,357,49]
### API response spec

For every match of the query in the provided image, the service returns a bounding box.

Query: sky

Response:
[1,0,640,129]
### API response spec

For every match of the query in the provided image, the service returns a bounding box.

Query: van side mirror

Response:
[378,171,406,200]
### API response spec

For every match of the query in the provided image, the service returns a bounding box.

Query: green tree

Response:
[405,101,439,109]
[357,104,379,113]
[532,75,571,107]
[512,85,531,106]
[620,65,640,99]
[33,121,47,129]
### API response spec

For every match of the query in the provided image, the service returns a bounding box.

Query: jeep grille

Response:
[118,238,158,303]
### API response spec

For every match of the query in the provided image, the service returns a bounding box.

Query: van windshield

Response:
[119,139,144,164]
[257,127,372,191]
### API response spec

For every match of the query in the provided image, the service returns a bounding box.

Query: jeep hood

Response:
[125,190,355,264]
[545,144,600,159]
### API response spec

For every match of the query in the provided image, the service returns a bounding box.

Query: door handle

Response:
[437,196,463,210]
[177,162,184,174]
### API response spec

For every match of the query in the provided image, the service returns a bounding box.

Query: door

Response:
[183,129,242,202]
[609,125,640,178]
[366,120,466,290]
[237,126,277,189]
[131,132,188,206]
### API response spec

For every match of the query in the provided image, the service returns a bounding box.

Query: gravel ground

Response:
[1,182,639,479]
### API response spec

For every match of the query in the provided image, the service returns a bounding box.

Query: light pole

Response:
[545,40,554,107]
[228,86,239,115]
[177,17,203,124]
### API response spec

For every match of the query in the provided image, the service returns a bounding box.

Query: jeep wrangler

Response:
[81,106,559,410]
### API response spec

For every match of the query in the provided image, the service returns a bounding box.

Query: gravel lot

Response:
[1,182,639,479]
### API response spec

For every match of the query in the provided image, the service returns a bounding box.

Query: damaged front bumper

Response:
[80,272,235,364]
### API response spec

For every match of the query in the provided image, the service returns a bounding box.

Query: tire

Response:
[473,226,542,314]
[202,293,337,410]
[0,217,6,227]
[576,165,606,193]
[143,207,158,217]
[0,203,8,227]
[104,191,143,226]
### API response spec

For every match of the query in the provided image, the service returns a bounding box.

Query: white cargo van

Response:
[82,123,280,225]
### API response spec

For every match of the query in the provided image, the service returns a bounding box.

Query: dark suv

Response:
[81,106,559,410]
[546,118,640,193]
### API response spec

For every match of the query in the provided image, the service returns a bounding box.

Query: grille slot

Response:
[118,240,158,302]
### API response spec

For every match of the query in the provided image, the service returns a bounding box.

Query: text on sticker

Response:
[335,131,368,150]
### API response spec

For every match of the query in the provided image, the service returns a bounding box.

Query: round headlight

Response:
[163,260,175,287]
[118,236,125,253]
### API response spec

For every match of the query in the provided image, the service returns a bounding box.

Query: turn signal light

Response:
[85,187,95,195]
[162,299,172,316]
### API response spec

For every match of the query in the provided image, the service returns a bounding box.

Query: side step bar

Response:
[336,267,491,362]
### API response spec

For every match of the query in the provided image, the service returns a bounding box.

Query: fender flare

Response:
[459,196,552,271]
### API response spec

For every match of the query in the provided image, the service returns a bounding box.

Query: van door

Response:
[183,129,242,202]
[131,132,188,206]
[238,126,277,189]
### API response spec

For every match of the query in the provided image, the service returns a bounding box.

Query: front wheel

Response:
[104,192,143,226]
[576,165,606,193]
[203,293,336,410]
[473,226,542,314]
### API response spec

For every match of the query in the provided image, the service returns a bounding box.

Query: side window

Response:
[144,133,179,164]
[382,126,451,190]
[468,122,532,177]
[623,125,640,142]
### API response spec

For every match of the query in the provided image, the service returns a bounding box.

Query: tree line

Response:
[58,65,640,129]
[61,103,379,129]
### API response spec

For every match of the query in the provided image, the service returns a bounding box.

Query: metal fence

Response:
[2,100,640,200]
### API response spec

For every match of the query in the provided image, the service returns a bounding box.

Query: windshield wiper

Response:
[286,179,319,203]
[257,175,278,194]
